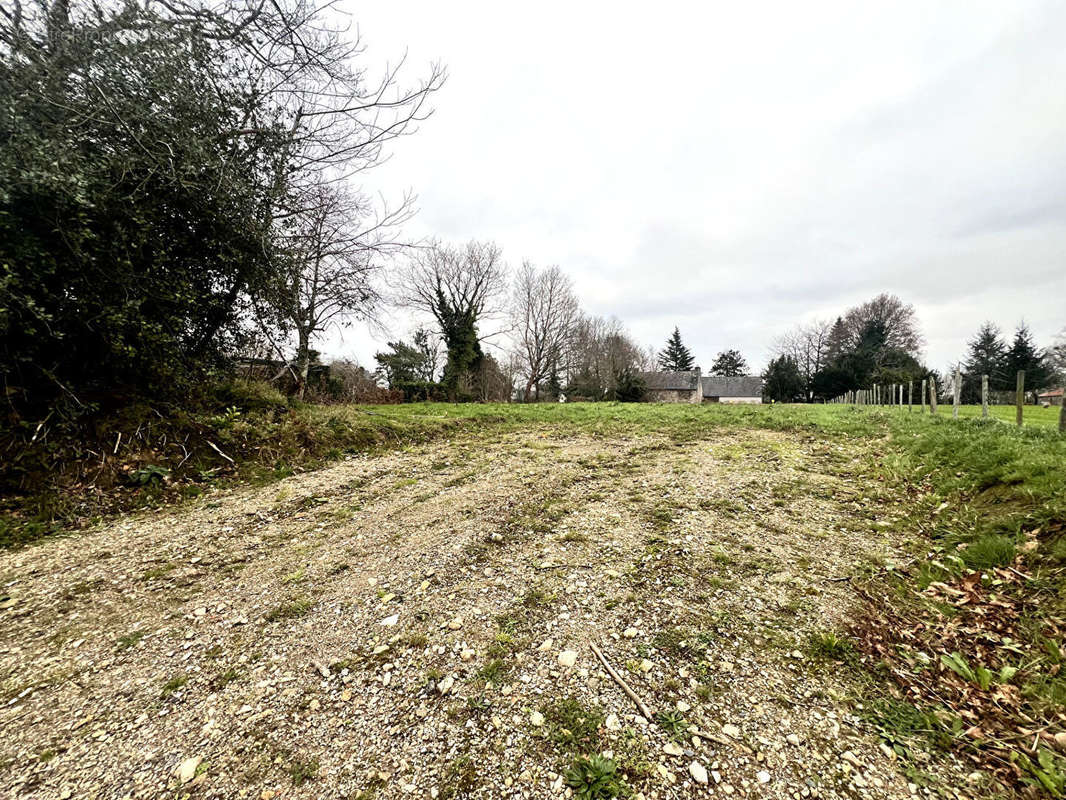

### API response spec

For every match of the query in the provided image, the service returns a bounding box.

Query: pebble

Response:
[623,627,639,638]
[557,650,578,667]
[437,676,454,694]
[757,770,771,784]
[447,617,463,630]
[663,742,683,757]
[840,750,862,768]
[689,761,709,785]
[722,724,742,740]
[176,756,201,784]
[530,710,545,726]
[380,614,399,626]
[786,733,801,746]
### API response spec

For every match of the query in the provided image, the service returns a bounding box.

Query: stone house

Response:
[640,369,702,403]
[701,375,763,404]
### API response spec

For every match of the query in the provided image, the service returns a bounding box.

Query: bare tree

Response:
[564,314,649,399]
[841,293,923,356]
[771,319,833,399]
[512,263,579,400]
[274,182,412,396]
[1047,326,1066,385]
[396,240,509,400]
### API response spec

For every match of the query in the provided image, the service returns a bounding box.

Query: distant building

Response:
[1038,388,1064,407]
[701,375,763,404]
[640,369,703,403]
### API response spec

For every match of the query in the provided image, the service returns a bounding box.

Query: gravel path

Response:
[0,427,970,799]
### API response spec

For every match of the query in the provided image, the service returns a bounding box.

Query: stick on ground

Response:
[590,641,654,721]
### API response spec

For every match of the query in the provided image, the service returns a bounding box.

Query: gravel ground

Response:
[0,427,975,799]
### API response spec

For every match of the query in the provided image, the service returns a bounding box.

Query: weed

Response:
[438,754,479,800]
[266,596,313,622]
[654,710,689,740]
[807,631,853,661]
[211,667,240,689]
[115,630,146,651]
[564,755,627,800]
[160,672,188,698]
[541,697,604,751]
[288,756,319,786]
[476,658,510,686]
[522,586,556,608]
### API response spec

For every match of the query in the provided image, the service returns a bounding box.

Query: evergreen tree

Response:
[1006,323,1051,393]
[657,327,695,372]
[824,316,850,363]
[710,349,748,376]
[763,356,804,402]
[960,322,1007,401]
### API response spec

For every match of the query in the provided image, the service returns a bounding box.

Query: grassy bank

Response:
[3,397,1062,548]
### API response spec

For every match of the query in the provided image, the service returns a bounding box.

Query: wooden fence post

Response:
[1016,370,1025,428]
[981,374,989,419]
[1060,399,1065,433]
[921,379,927,413]
[953,369,961,419]
[929,376,938,415]
[908,381,913,412]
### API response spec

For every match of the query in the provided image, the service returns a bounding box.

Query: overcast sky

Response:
[326,0,1066,373]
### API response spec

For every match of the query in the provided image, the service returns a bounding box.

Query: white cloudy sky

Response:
[324,0,1066,373]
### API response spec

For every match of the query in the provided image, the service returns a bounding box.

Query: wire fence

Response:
[829,369,1066,433]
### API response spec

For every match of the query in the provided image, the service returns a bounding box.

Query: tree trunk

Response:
[295,330,311,400]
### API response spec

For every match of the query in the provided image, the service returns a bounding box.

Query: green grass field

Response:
[873,401,1064,428]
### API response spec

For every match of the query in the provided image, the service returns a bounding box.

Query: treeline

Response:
[766,293,1065,403]
[1,0,444,429]
[375,247,653,402]
[765,294,933,402]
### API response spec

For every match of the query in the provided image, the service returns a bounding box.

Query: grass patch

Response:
[807,631,854,661]
[160,672,188,698]
[540,696,604,751]
[115,630,146,651]
[476,658,510,686]
[265,596,313,622]
[288,756,319,787]
[959,534,1016,570]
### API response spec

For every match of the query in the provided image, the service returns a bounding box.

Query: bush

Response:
[212,380,289,414]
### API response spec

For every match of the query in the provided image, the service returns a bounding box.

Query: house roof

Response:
[1038,388,1064,398]
[702,375,763,398]
[640,370,701,392]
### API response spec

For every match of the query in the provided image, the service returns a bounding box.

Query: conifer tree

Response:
[1006,323,1051,392]
[657,327,695,371]
[710,349,748,376]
